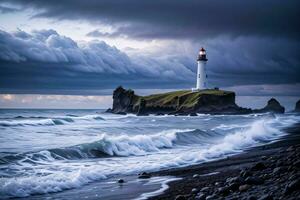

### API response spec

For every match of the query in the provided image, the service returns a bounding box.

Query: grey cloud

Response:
[0,29,299,96]
[0,29,134,74]
[0,29,195,94]
[4,0,300,40]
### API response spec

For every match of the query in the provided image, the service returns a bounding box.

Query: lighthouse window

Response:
[198,74,200,78]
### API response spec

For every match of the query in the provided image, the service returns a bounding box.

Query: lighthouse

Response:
[195,47,208,90]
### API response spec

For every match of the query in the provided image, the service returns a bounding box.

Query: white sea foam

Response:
[16,129,195,161]
[0,119,58,126]
[0,114,105,127]
[135,177,182,200]
[68,114,105,121]
[181,118,283,163]
[0,168,107,198]
[0,112,298,199]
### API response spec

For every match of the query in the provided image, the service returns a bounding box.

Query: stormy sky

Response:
[0,0,299,108]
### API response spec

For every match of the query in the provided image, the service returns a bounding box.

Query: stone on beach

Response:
[193,174,200,178]
[251,162,266,171]
[239,184,251,192]
[175,195,186,200]
[138,172,151,179]
[244,177,264,185]
[117,179,125,183]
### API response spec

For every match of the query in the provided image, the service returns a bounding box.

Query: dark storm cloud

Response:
[0,29,299,95]
[3,0,300,40]
[0,29,194,94]
[203,37,300,86]
[0,0,300,95]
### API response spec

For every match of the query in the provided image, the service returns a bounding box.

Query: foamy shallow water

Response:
[0,109,299,199]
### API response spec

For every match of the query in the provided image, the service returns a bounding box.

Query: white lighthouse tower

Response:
[194,47,208,90]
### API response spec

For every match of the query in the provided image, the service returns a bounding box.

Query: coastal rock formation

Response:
[294,99,300,112]
[111,86,138,114]
[109,86,251,115]
[254,98,285,114]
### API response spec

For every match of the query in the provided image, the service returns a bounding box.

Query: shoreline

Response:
[4,117,299,200]
[148,123,300,200]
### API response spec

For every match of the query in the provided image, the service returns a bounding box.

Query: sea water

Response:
[0,109,299,198]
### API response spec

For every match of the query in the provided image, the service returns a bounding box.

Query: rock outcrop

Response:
[108,87,286,115]
[293,99,300,112]
[254,98,285,114]
[110,86,138,114]
[108,86,252,115]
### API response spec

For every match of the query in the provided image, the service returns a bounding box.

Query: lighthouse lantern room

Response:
[193,47,208,91]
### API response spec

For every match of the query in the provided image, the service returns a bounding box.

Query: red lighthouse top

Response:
[197,47,208,61]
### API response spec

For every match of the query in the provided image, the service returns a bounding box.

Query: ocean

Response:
[0,109,299,199]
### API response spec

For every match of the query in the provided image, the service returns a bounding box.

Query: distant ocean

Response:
[0,109,299,199]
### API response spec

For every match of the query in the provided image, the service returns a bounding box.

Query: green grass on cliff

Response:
[134,89,233,109]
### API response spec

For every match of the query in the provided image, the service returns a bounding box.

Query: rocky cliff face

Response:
[108,86,253,115]
[110,86,139,114]
[108,87,286,115]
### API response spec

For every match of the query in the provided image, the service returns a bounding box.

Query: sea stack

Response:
[254,98,285,114]
[294,99,300,112]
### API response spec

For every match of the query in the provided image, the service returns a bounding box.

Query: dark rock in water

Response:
[293,99,300,112]
[239,184,251,192]
[254,98,285,113]
[190,112,198,116]
[116,111,127,115]
[175,195,186,200]
[251,162,266,171]
[138,172,151,179]
[258,194,273,200]
[105,108,112,113]
[118,179,125,183]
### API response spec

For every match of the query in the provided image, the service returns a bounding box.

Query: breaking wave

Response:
[0,129,201,163]
[0,115,295,199]
[0,115,105,127]
[0,119,279,164]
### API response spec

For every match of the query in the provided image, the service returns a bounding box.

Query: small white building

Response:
[192,47,208,91]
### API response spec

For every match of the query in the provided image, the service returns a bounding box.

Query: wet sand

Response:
[21,176,178,200]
